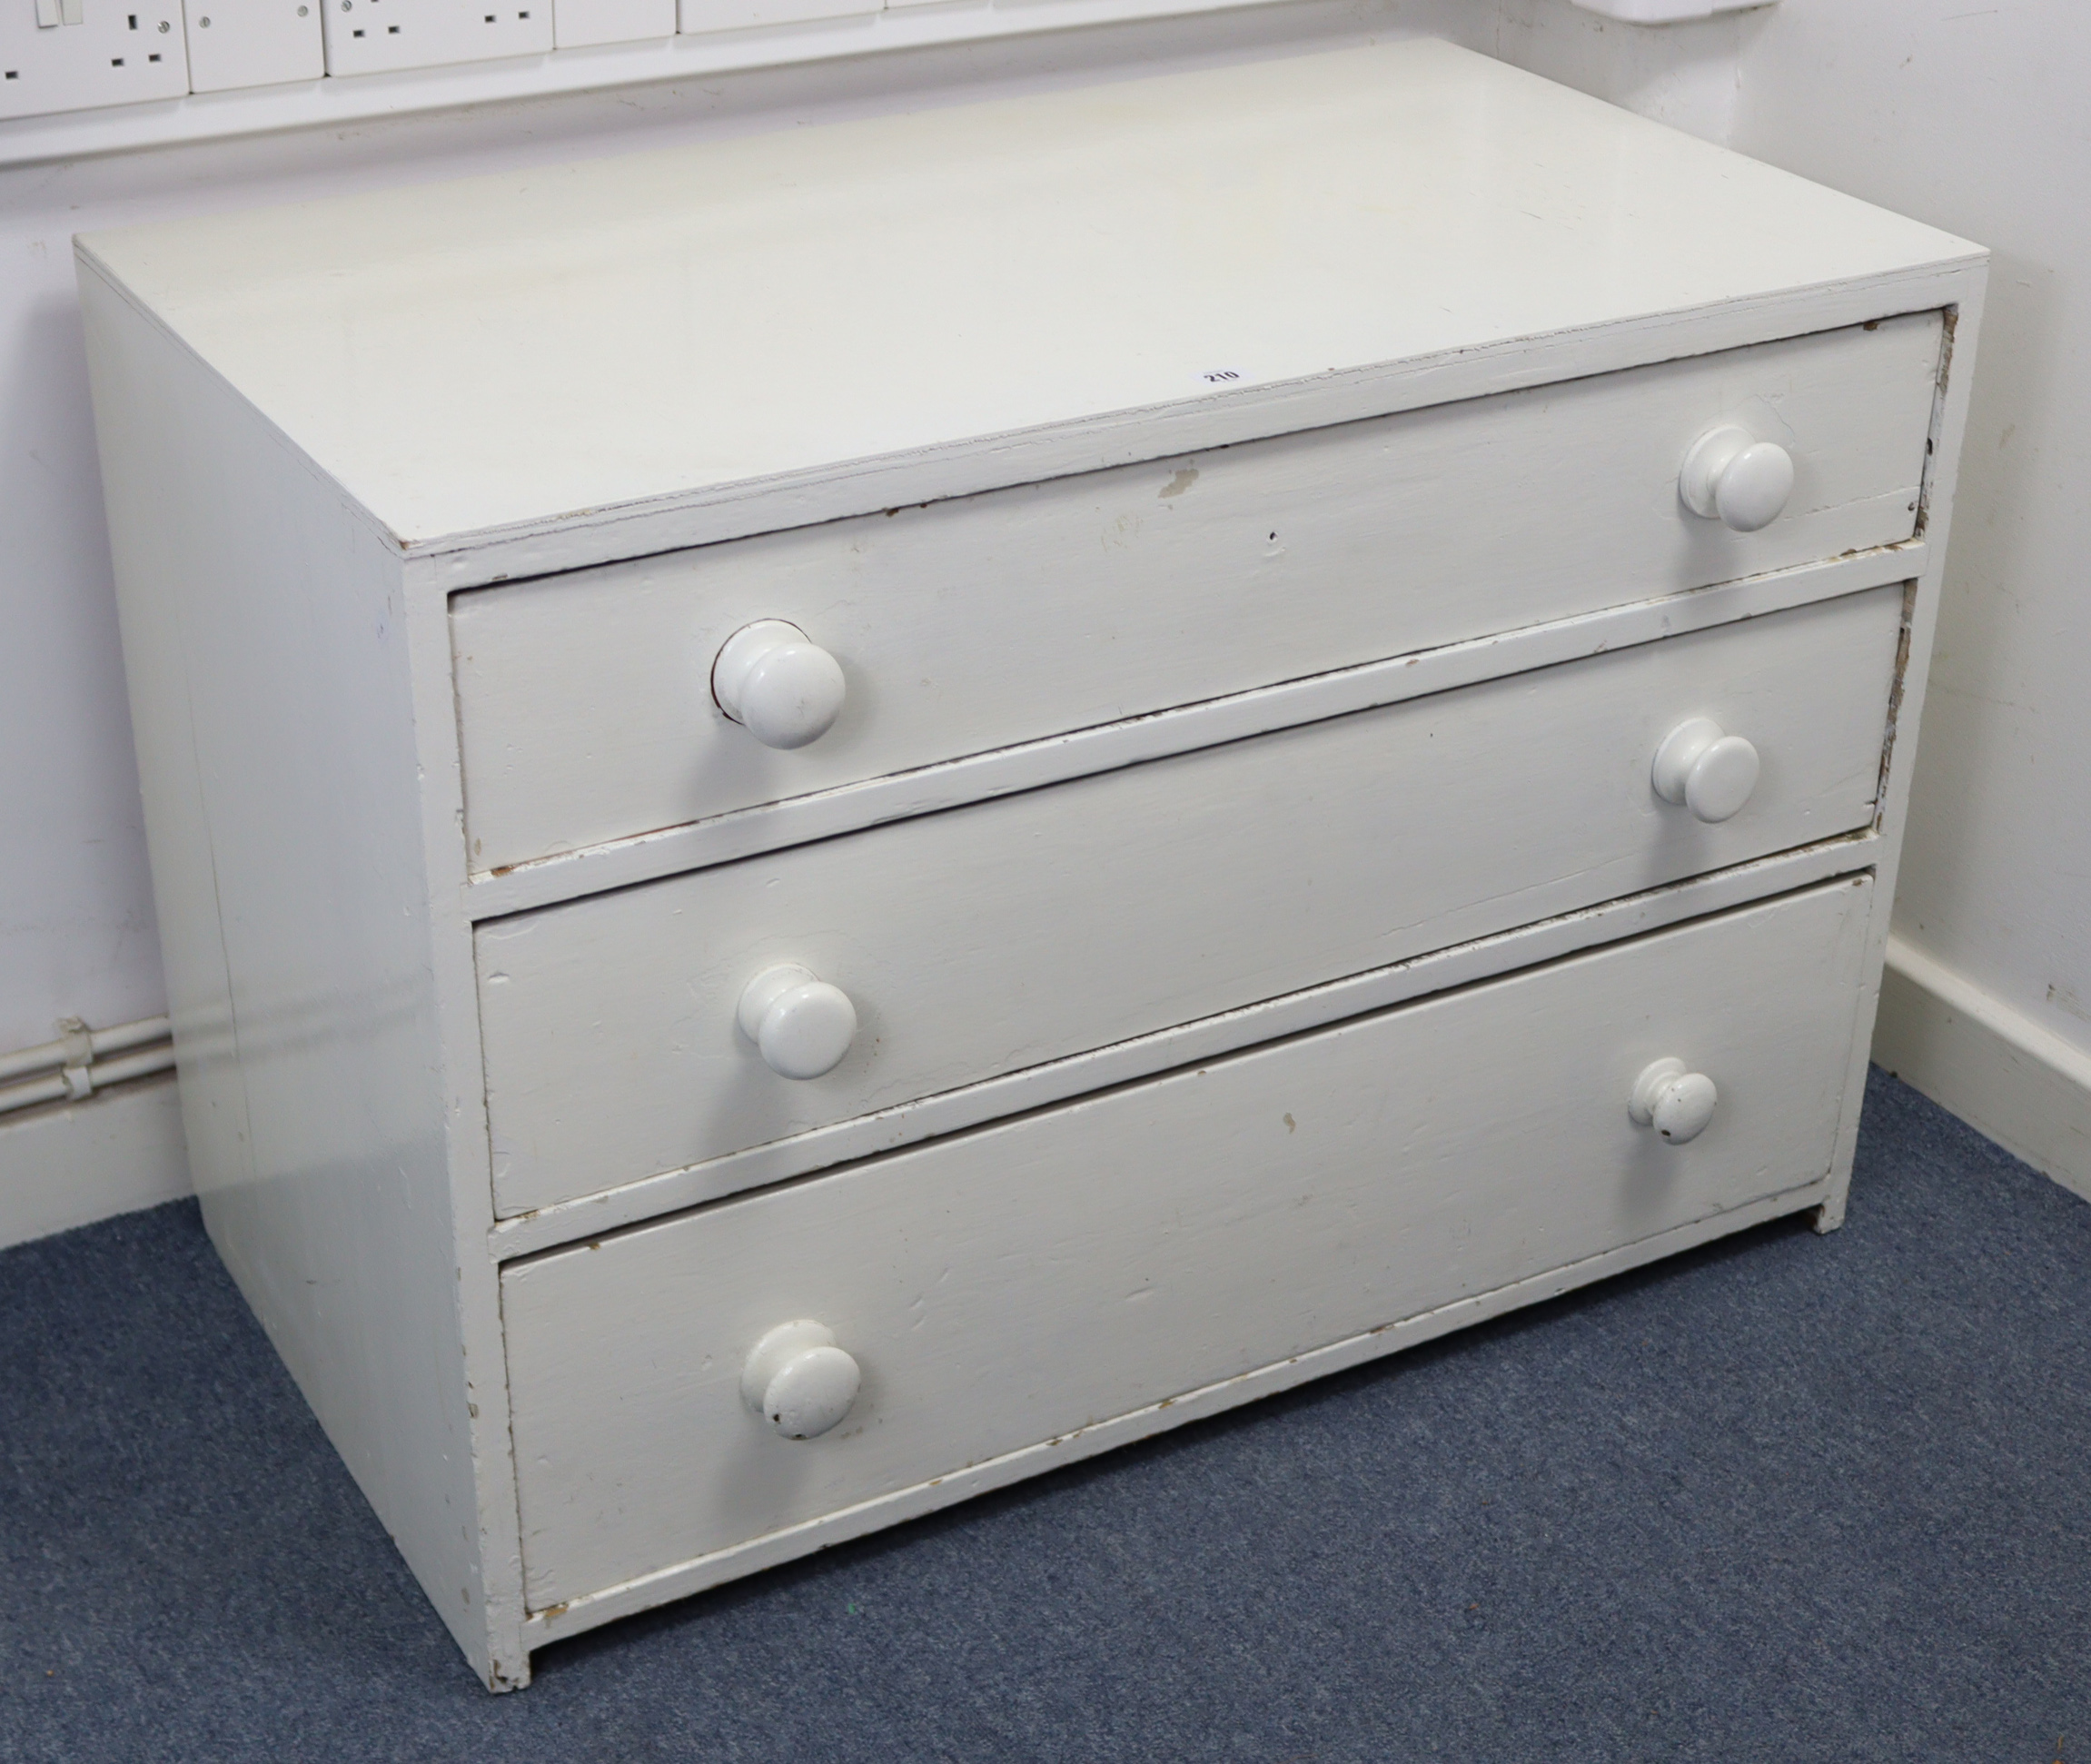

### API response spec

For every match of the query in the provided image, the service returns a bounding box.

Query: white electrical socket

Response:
[679,0,875,35]
[1,0,188,121]
[553,0,669,48]
[186,0,323,92]
[322,0,552,76]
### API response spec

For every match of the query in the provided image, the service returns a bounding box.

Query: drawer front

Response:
[453,315,1939,875]
[503,876,1874,1610]
[478,586,1901,1216]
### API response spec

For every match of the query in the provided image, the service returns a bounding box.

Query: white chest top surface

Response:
[76,39,1976,552]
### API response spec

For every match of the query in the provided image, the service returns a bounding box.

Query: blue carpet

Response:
[2,1066,2086,1761]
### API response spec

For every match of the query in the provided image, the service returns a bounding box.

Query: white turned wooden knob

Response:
[1679,424,1796,532]
[1629,1057,1719,1145]
[737,964,857,1079]
[741,1321,860,1440]
[712,619,846,750]
[1651,717,1760,824]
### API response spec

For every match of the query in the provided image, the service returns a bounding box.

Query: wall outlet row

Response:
[3,0,882,119]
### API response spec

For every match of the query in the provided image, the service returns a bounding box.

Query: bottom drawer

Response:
[504,877,1873,1611]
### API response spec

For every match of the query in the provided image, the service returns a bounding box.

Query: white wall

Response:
[6,0,2087,1242]
[1734,2,2091,1194]
[1737,2,2091,1195]
[1508,1,2091,1037]
[1487,0,2091,1195]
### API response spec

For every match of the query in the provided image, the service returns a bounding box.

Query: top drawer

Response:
[451,314,1940,877]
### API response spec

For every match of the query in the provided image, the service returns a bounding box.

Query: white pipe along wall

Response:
[2,0,2085,1250]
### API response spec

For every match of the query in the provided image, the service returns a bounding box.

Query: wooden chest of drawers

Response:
[78,40,1985,1689]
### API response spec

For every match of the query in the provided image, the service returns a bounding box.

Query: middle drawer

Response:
[478,584,1901,1217]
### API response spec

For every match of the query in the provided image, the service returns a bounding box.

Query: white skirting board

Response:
[0,1075,193,1252]
[1873,934,2091,1206]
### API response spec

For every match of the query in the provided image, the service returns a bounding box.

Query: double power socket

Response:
[4,0,887,122]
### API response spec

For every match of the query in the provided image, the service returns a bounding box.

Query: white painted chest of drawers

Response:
[78,40,1985,1689]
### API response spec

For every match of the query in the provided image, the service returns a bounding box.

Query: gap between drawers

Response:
[490,847,1877,1262]
[464,543,1922,922]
